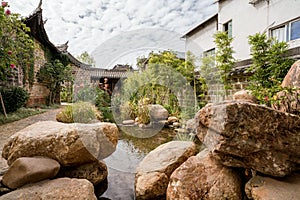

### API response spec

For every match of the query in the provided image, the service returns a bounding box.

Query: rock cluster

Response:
[196,100,300,177]
[135,91,300,199]
[135,141,197,199]
[0,121,118,199]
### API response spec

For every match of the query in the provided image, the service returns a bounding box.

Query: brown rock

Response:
[135,141,197,200]
[2,157,60,189]
[233,89,257,103]
[274,60,300,114]
[245,174,300,200]
[281,60,300,87]
[148,104,169,121]
[58,160,107,185]
[2,121,118,166]
[0,178,96,200]
[167,116,179,124]
[167,149,242,200]
[196,101,300,177]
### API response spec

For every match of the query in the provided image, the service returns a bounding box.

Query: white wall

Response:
[218,0,300,61]
[185,17,217,58]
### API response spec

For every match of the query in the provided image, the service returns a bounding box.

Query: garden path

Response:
[0,108,62,170]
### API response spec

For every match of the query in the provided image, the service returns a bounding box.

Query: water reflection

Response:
[98,128,176,199]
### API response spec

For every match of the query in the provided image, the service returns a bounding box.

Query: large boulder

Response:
[148,104,169,121]
[135,141,197,200]
[2,121,118,166]
[167,149,242,200]
[272,60,300,114]
[58,160,107,185]
[281,60,300,87]
[0,178,96,200]
[196,101,300,177]
[245,174,300,200]
[2,157,60,189]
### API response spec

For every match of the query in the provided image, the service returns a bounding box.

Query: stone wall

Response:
[25,39,49,107]
[204,75,250,103]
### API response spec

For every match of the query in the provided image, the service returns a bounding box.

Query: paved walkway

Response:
[0,108,62,169]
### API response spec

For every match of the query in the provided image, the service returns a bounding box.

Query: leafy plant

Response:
[214,31,236,93]
[0,2,34,84]
[247,32,295,106]
[56,101,103,123]
[95,88,113,122]
[37,59,73,105]
[0,87,29,113]
[0,107,45,125]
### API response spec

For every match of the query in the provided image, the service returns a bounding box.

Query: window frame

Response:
[223,20,233,38]
[270,17,300,42]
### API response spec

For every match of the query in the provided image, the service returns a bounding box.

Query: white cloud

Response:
[7,0,217,67]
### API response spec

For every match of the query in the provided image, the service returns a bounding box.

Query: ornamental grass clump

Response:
[56,101,103,123]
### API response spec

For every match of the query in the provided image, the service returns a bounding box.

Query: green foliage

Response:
[198,54,215,106]
[0,87,29,113]
[56,101,103,123]
[247,32,295,105]
[0,2,34,84]
[60,84,73,103]
[0,107,45,125]
[214,31,235,91]
[95,88,113,122]
[76,51,95,66]
[37,59,73,105]
[74,83,98,103]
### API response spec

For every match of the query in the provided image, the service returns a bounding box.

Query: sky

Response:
[8,0,217,68]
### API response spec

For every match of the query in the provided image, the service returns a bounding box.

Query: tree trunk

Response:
[0,92,7,118]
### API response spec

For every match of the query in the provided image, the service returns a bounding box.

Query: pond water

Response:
[96,128,177,200]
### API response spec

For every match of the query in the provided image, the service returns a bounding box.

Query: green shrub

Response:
[95,88,114,122]
[0,87,29,113]
[56,101,103,123]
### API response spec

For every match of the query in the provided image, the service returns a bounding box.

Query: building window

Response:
[203,48,215,57]
[290,19,300,41]
[224,20,232,38]
[271,18,300,42]
[202,48,216,68]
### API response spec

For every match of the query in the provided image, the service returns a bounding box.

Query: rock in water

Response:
[167,149,242,200]
[148,104,169,121]
[2,157,60,189]
[2,121,118,166]
[245,174,300,200]
[0,178,96,200]
[58,160,107,185]
[135,141,197,200]
[196,101,300,177]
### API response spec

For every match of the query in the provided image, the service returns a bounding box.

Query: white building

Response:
[182,0,300,62]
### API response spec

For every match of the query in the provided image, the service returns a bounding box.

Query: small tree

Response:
[76,51,95,67]
[247,32,294,105]
[37,59,73,105]
[214,31,235,93]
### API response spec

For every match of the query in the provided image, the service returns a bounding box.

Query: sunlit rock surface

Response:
[135,141,197,200]
[167,149,242,200]
[0,178,96,200]
[196,101,300,177]
[2,121,118,166]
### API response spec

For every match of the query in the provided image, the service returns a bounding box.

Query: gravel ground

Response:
[0,108,62,169]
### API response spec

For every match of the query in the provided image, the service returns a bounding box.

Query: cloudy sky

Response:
[8,0,217,68]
